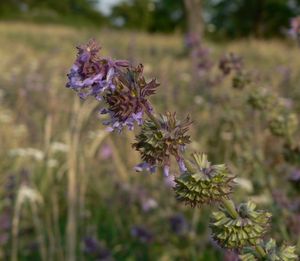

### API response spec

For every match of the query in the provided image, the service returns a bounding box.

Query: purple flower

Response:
[101,108,144,132]
[169,213,189,235]
[164,175,176,188]
[177,158,187,173]
[66,39,129,100]
[99,64,158,132]
[100,144,112,160]
[131,226,153,244]
[219,53,243,75]
[289,169,300,190]
[163,165,170,177]
[141,198,158,212]
[290,16,300,38]
[83,237,112,260]
[134,162,156,173]
[67,41,158,132]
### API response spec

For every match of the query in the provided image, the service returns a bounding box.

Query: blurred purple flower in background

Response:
[100,143,112,160]
[289,168,300,190]
[83,236,113,261]
[290,16,300,39]
[131,225,153,244]
[219,53,243,76]
[185,33,213,77]
[141,198,158,212]
[289,168,300,183]
[169,213,189,235]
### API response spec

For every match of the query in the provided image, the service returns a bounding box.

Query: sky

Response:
[97,0,123,15]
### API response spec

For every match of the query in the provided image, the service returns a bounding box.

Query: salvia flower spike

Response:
[66,39,160,131]
[66,40,298,260]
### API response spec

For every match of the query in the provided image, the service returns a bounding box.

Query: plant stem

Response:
[255,245,266,258]
[143,105,161,128]
[221,198,239,219]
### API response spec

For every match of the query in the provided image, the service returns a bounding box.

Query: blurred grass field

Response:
[0,22,300,260]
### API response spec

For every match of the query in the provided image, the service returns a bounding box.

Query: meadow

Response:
[0,22,300,260]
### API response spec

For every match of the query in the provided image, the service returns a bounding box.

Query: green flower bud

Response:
[210,201,271,249]
[174,153,235,206]
[240,238,298,261]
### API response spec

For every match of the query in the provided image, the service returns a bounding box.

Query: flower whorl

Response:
[101,64,159,131]
[133,112,191,174]
[174,153,235,206]
[66,39,129,100]
[67,39,159,131]
[210,201,271,249]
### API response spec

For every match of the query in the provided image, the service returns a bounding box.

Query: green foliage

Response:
[110,0,185,32]
[108,0,300,36]
[0,0,104,25]
[204,0,299,38]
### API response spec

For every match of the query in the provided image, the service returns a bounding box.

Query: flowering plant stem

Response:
[66,40,298,260]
